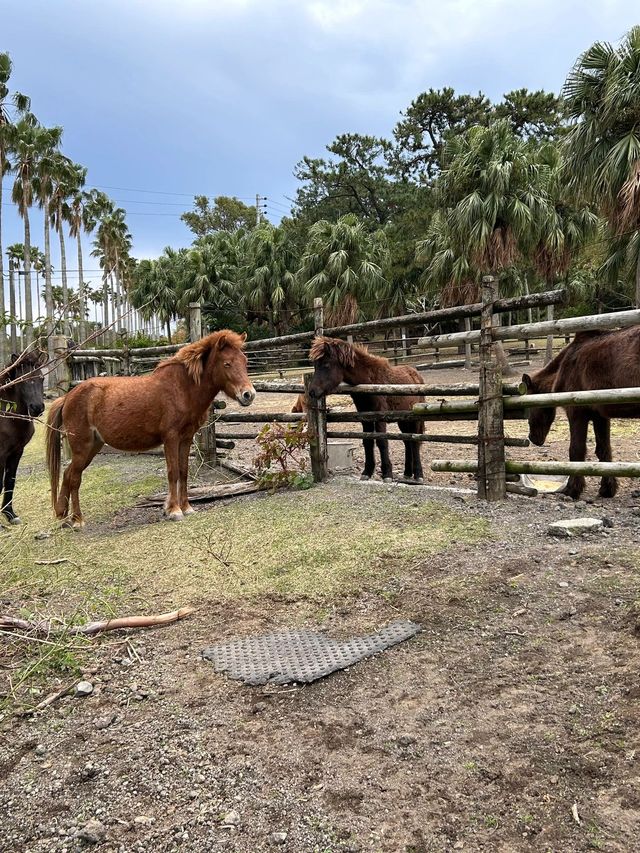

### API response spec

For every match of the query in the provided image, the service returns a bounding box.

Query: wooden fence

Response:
[55,282,640,501]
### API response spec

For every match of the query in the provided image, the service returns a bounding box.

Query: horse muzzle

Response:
[29,404,45,418]
[236,387,256,407]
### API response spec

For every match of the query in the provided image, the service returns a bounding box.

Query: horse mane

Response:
[309,335,418,383]
[156,330,246,385]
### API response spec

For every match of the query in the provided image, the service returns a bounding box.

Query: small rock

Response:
[397,734,417,747]
[74,681,94,697]
[602,517,614,528]
[222,810,241,827]
[94,715,116,731]
[35,744,46,756]
[558,581,569,588]
[133,815,154,826]
[547,518,604,537]
[270,831,288,845]
[34,531,52,540]
[75,819,106,845]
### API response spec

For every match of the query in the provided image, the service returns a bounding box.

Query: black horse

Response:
[0,351,46,524]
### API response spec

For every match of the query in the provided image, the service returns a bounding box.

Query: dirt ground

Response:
[2,359,640,852]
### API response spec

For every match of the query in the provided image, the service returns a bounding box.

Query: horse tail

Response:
[46,397,66,510]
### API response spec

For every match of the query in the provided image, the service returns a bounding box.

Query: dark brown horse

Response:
[46,330,255,527]
[0,350,47,524]
[307,336,425,482]
[523,327,640,499]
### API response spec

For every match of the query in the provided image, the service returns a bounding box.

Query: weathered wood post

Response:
[464,318,472,369]
[477,276,506,501]
[52,334,72,396]
[314,297,324,338]
[306,298,328,481]
[189,302,202,342]
[545,304,554,365]
[304,372,328,482]
[189,302,216,466]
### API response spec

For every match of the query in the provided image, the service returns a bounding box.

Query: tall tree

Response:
[11,118,62,347]
[181,195,257,237]
[34,136,64,346]
[63,166,91,341]
[87,190,115,341]
[244,224,299,334]
[563,26,640,305]
[0,54,30,359]
[130,251,180,342]
[49,152,79,335]
[298,214,389,324]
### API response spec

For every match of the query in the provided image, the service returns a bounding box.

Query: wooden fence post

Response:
[477,276,506,501]
[189,302,216,466]
[314,297,324,337]
[189,302,202,342]
[464,318,472,369]
[304,372,328,482]
[52,335,72,396]
[545,304,554,364]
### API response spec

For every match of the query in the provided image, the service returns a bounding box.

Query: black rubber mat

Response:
[202,620,421,686]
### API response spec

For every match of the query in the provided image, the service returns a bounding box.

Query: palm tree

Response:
[0,52,30,362]
[49,152,80,335]
[563,26,640,304]
[33,138,64,347]
[11,118,62,346]
[130,253,180,342]
[533,143,599,290]
[244,224,299,334]
[418,120,552,372]
[5,243,23,350]
[87,190,115,342]
[62,166,90,340]
[298,214,389,324]
[178,233,241,324]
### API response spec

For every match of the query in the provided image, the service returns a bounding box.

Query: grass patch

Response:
[1,416,490,709]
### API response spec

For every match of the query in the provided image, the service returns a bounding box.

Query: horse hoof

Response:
[8,516,21,525]
[383,477,394,484]
[166,510,184,522]
[359,475,371,481]
[71,519,85,531]
[414,477,424,484]
[182,506,196,515]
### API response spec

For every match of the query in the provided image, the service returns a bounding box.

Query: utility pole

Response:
[255,194,267,225]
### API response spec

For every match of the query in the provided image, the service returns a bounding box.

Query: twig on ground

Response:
[0,605,197,638]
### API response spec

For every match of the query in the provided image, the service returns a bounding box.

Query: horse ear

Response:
[521,373,533,392]
[239,332,247,343]
[216,333,228,350]
[10,353,18,364]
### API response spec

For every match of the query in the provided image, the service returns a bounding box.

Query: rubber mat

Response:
[202,620,421,686]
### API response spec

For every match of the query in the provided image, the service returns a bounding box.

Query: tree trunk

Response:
[165,319,172,344]
[77,230,86,342]
[58,204,70,336]
[23,207,33,346]
[0,157,6,365]
[102,271,110,345]
[43,200,55,366]
[8,259,17,353]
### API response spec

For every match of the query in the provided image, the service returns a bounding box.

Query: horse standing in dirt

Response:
[307,337,425,482]
[0,351,47,524]
[523,327,640,499]
[46,331,255,527]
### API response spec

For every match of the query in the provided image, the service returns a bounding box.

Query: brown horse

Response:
[46,330,255,527]
[1,350,47,524]
[307,336,425,482]
[523,327,640,499]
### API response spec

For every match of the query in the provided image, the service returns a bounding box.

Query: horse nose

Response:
[241,388,255,405]
[30,403,45,417]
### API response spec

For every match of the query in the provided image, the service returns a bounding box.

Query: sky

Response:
[1,0,639,317]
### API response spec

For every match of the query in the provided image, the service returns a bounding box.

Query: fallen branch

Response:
[0,606,196,638]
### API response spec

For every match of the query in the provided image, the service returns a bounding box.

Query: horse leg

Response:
[563,411,589,500]
[398,420,424,484]
[360,422,376,480]
[179,437,195,515]
[375,421,393,482]
[593,413,617,498]
[64,436,104,529]
[163,435,184,521]
[2,449,24,524]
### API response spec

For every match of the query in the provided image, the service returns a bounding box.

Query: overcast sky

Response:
[1,0,638,307]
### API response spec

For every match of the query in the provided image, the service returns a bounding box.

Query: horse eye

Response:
[224,362,231,368]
